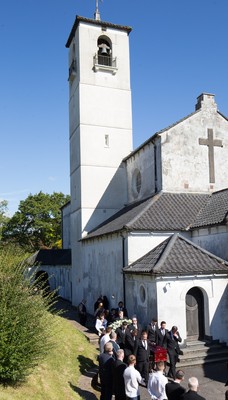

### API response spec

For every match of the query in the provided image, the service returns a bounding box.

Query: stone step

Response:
[178,356,228,368]
[181,345,228,355]
[177,340,228,367]
[179,349,228,361]
[183,339,226,348]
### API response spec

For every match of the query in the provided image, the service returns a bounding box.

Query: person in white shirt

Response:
[123,354,145,400]
[148,361,168,400]
[99,326,112,353]
[95,313,107,336]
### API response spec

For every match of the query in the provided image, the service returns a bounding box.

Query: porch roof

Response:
[123,234,228,276]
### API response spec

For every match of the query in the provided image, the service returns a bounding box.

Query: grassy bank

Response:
[0,315,98,400]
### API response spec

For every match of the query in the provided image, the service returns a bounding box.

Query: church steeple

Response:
[66,13,133,304]
[66,15,133,237]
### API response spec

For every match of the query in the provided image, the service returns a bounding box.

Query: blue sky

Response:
[1,0,228,215]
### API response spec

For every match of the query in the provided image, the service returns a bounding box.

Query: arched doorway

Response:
[186,287,205,340]
[35,270,50,296]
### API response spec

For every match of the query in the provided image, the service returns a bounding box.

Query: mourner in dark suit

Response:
[124,328,138,363]
[116,321,129,349]
[98,342,115,400]
[166,326,182,379]
[112,349,127,400]
[180,377,206,400]
[146,317,158,347]
[166,369,186,400]
[156,321,168,348]
[128,316,142,338]
[134,331,150,384]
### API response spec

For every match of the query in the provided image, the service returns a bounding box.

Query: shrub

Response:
[0,245,57,384]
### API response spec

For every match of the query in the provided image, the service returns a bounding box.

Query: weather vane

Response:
[94,0,103,21]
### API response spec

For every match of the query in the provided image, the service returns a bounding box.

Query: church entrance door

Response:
[186,287,204,340]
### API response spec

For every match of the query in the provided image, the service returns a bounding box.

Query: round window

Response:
[132,168,142,198]
[139,285,146,303]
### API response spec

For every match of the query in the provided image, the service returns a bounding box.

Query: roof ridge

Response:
[218,110,228,121]
[211,187,228,195]
[153,234,228,274]
[174,234,228,265]
[187,193,212,230]
[153,234,178,272]
[189,188,228,229]
[123,109,200,162]
[127,192,162,227]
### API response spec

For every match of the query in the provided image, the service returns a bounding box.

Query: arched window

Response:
[97,36,112,66]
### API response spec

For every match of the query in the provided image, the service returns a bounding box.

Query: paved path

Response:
[56,298,228,400]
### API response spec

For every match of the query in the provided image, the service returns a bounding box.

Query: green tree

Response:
[0,245,58,384]
[0,200,9,239]
[2,192,70,252]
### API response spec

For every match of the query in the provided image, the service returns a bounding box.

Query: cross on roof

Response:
[199,128,223,183]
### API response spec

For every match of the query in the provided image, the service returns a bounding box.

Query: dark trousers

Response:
[136,360,149,383]
[168,351,178,379]
[100,384,112,400]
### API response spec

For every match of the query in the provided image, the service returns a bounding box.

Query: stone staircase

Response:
[178,339,228,368]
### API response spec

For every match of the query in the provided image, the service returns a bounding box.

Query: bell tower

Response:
[66,13,133,304]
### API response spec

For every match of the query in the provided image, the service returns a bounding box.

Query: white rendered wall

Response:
[81,235,124,313]
[160,95,228,193]
[124,273,158,326]
[192,226,228,261]
[69,20,133,237]
[156,275,228,345]
[124,274,228,345]
[128,232,172,264]
[61,202,71,249]
[126,143,157,203]
[67,19,133,305]
[35,265,72,302]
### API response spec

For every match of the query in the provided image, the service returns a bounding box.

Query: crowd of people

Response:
[78,296,207,400]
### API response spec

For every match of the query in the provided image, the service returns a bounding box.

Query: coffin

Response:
[150,346,167,362]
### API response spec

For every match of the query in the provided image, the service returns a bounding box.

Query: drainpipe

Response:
[121,233,126,307]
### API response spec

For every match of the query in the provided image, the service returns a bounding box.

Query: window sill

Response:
[93,63,118,75]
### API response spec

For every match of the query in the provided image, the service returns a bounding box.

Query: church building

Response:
[58,8,228,345]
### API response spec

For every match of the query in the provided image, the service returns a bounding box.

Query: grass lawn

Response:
[0,315,98,400]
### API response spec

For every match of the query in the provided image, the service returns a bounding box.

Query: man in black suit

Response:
[128,316,142,338]
[156,321,168,348]
[166,369,186,400]
[98,342,115,400]
[180,377,206,400]
[112,349,127,400]
[124,328,138,363]
[134,331,150,384]
[116,321,129,349]
[146,317,158,347]
[166,326,182,379]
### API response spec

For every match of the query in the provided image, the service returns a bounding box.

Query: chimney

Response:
[195,93,216,111]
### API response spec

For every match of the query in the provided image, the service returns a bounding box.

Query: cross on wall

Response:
[199,129,223,183]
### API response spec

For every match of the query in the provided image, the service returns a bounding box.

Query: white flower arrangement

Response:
[109,319,132,331]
